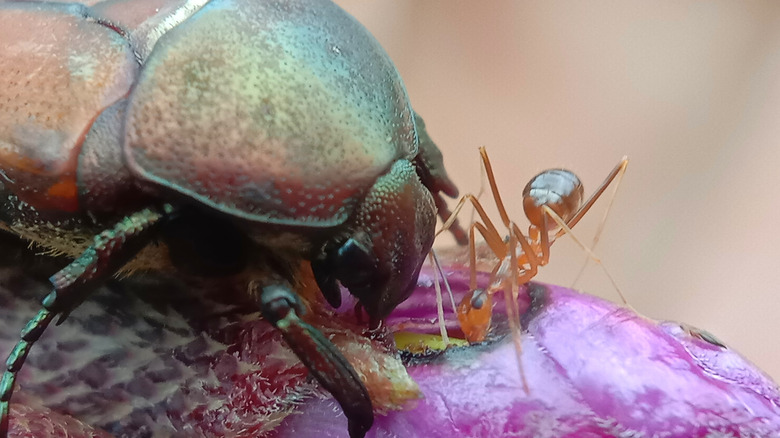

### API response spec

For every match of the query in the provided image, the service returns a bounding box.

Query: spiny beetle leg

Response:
[413,112,468,246]
[259,284,374,438]
[0,205,173,438]
[0,309,55,437]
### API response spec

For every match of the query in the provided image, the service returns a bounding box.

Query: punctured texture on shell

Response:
[124,0,417,227]
[348,160,437,320]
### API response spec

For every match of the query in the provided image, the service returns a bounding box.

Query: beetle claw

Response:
[311,256,343,309]
[259,284,374,438]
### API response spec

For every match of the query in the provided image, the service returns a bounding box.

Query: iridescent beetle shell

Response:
[0,0,421,225]
[0,1,461,437]
[124,0,418,226]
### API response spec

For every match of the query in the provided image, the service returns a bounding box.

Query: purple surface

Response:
[273,267,780,438]
[2,240,779,437]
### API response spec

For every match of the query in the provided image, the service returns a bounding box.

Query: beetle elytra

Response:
[0,1,464,437]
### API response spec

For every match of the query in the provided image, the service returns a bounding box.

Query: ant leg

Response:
[437,194,507,259]
[490,222,545,392]
[428,252,450,345]
[436,195,469,238]
[543,205,627,304]
[478,146,513,228]
[506,222,530,393]
[509,222,542,278]
[469,153,488,233]
[457,219,543,344]
[568,158,629,286]
[560,157,628,233]
[534,214,552,267]
[0,205,172,438]
[259,284,373,438]
[432,194,468,245]
[456,222,497,343]
[437,146,513,254]
[430,249,458,314]
[578,157,628,247]
[467,222,478,294]
[426,249,460,345]
[435,177,518,342]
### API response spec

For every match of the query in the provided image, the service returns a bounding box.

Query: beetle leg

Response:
[413,112,468,245]
[259,284,373,438]
[310,252,343,309]
[0,205,173,438]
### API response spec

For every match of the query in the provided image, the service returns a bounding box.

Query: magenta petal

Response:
[272,267,780,438]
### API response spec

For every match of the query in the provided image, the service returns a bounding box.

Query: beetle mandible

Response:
[0,1,463,437]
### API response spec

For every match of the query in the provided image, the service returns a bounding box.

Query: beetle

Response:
[0,1,463,437]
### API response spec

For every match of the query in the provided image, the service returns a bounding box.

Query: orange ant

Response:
[436,147,629,346]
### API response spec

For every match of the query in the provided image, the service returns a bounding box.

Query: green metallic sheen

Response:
[125,0,418,227]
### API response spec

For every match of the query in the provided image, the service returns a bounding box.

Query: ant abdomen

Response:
[522,169,584,228]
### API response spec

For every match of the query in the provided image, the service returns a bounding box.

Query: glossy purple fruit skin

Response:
[274,266,780,438]
[2,248,779,437]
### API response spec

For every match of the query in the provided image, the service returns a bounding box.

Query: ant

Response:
[436,147,629,350]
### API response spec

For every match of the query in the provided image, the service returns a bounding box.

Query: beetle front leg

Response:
[413,112,468,245]
[259,284,373,438]
[0,205,173,438]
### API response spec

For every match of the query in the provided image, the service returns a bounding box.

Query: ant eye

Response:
[470,290,487,309]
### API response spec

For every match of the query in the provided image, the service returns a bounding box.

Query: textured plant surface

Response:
[0,236,780,438]
[1,239,779,438]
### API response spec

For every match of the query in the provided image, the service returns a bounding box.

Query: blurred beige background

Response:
[336,1,780,380]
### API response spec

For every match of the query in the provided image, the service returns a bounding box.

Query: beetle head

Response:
[312,160,436,325]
